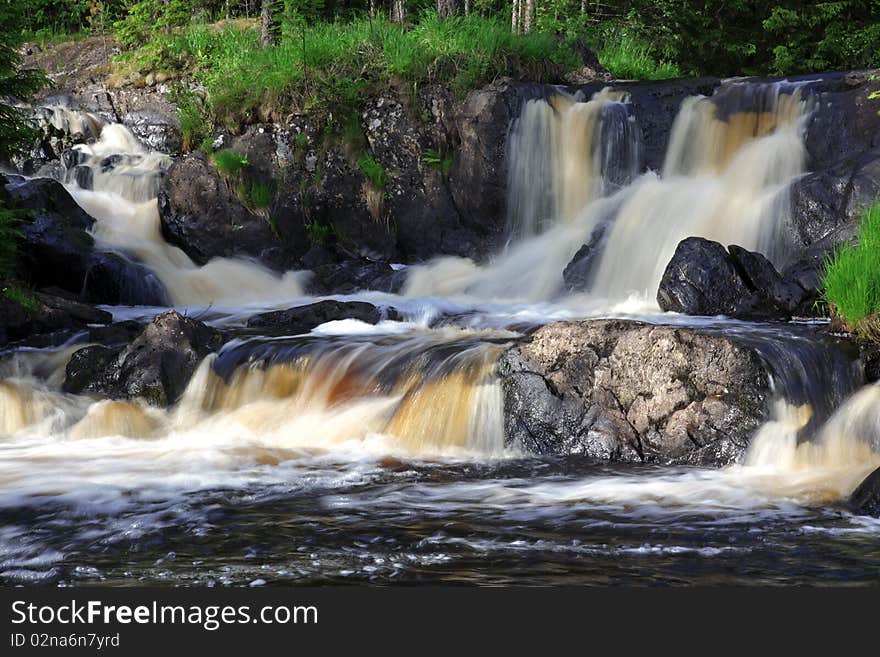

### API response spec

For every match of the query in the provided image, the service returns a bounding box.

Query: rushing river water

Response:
[2,79,879,586]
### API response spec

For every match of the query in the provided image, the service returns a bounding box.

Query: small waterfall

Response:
[34,108,309,307]
[505,88,642,239]
[586,81,809,300]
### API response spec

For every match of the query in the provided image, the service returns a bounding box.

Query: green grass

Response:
[358,153,386,189]
[422,148,451,176]
[305,220,334,246]
[213,149,249,175]
[2,283,37,311]
[125,11,581,142]
[249,181,272,209]
[596,29,682,81]
[822,201,880,336]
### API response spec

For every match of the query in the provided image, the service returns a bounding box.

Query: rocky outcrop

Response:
[157,152,294,268]
[849,466,880,517]
[247,300,397,334]
[0,289,112,347]
[4,175,167,305]
[656,237,815,319]
[498,319,772,465]
[63,310,222,405]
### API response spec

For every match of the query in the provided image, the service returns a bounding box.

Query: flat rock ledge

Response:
[497,319,772,466]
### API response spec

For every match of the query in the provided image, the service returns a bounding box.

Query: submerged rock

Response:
[657,237,812,319]
[247,300,396,334]
[849,466,880,517]
[498,319,772,465]
[64,310,222,405]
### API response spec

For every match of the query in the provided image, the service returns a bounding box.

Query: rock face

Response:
[4,175,167,305]
[656,237,815,319]
[0,290,112,347]
[158,152,294,268]
[849,466,880,517]
[498,319,772,465]
[64,310,221,405]
[247,300,395,334]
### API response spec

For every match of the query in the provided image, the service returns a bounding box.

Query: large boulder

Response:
[158,152,297,269]
[849,466,880,517]
[64,310,222,405]
[656,237,812,319]
[498,319,773,465]
[0,290,112,347]
[247,300,395,334]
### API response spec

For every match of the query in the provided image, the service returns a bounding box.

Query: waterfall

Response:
[34,107,309,307]
[406,80,809,307]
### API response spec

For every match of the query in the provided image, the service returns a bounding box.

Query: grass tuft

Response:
[358,153,386,190]
[822,201,880,337]
[249,181,272,209]
[596,29,681,81]
[213,149,249,175]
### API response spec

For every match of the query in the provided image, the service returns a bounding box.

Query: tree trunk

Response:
[464,0,470,15]
[524,0,534,33]
[512,0,519,33]
[369,0,377,18]
[260,0,275,47]
[436,0,457,19]
[391,0,405,24]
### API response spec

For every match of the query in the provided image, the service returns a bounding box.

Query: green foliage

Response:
[0,0,49,163]
[168,84,208,152]
[822,201,880,336]
[249,181,273,209]
[2,283,38,312]
[305,220,334,246]
[213,149,249,175]
[358,153,386,189]
[422,148,451,176]
[596,28,681,81]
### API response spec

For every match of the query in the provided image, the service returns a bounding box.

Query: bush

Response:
[305,220,334,246]
[822,201,880,338]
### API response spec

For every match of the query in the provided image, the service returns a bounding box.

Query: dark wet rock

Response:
[246,300,393,334]
[562,222,613,292]
[158,152,294,268]
[498,319,771,465]
[657,237,814,320]
[362,96,480,260]
[307,259,403,295]
[849,466,880,517]
[0,295,31,346]
[34,292,112,326]
[80,253,169,306]
[63,345,122,395]
[86,320,145,346]
[123,110,182,155]
[66,310,222,405]
[0,290,112,347]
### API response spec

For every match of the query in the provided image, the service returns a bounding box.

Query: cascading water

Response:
[2,82,880,586]
[38,106,308,307]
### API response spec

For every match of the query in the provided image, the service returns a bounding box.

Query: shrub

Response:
[822,201,880,338]
[422,148,451,177]
[358,153,386,190]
